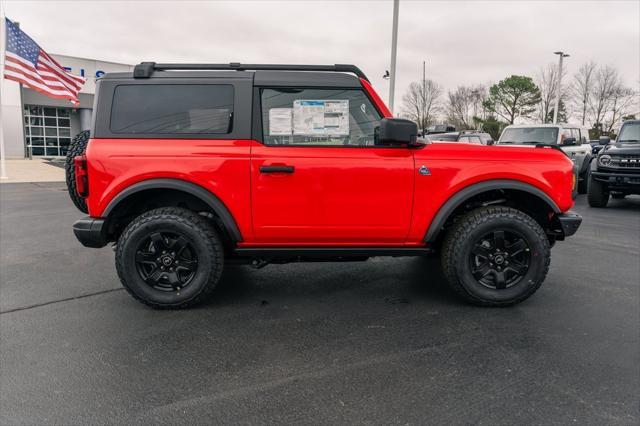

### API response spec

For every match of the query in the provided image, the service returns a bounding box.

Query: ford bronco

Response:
[587,120,640,207]
[67,62,582,309]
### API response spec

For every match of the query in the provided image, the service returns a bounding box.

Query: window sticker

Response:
[293,100,349,136]
[269,108,293,135]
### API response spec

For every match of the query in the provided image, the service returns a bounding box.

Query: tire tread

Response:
[441,206,550,307]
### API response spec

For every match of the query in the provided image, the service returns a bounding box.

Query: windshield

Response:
[617,123,640,143]
[499,127,559,145]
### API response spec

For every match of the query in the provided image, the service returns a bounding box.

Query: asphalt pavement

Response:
[1,182,638,425]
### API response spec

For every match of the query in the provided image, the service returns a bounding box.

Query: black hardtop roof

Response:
[99,62,367,88]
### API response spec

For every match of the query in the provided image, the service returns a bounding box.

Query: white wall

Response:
[1,55,132,158]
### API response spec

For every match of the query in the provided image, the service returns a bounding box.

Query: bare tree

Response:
[536,63,565,123]
[604,86,636,133]
[589,65,619,129]
[569,61,596,125]
[401,80,442,133]
[446,85,488,129]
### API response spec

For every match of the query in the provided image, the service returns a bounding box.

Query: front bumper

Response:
[73,217,108,248]
[557,211,582,237]
[592,170,640,189]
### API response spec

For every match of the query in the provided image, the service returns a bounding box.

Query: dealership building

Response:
[1,54,132,158]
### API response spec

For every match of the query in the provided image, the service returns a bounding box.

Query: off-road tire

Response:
[115,207,224,309]
[587,175,609,207]
[441,206,550,307]
[64,130,91,213]
[577,166,590,194]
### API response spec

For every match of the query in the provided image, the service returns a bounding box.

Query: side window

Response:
[260,88,382,146]
[573,129,584,143]
[110,84,234,134]
[458,136,469,143]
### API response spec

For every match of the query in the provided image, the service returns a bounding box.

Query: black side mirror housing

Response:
[486,139,494,146]
[562,137,577,146]
[599,136,611,145]
[377,118,418,146]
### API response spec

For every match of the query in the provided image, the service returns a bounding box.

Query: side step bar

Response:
[233,247,434,258]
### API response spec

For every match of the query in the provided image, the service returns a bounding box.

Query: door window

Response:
[260,88,382,146]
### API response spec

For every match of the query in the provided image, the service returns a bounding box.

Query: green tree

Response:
[545,99,568,123]
[483,75,541,124]
[474,115,505,140]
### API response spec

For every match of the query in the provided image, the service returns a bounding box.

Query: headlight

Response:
[599,155,612,167]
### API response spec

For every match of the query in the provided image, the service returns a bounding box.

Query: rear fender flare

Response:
[424,179,561,243]
[103,178,242,242]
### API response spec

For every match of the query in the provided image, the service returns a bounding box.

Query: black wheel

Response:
[441,206,550,307]
[577,166,590,194]
[611,193,626,199]
[64,130,91,213]
[587,175,609,207]
[115,207,223,309]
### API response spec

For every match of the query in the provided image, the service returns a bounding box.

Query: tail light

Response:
[74,155,89,197]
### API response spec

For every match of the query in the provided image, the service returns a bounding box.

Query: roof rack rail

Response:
[133,62,370,82]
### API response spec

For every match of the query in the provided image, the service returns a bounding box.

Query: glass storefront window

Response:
[23,105,74,156]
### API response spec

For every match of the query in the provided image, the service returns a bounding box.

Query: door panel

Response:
[251,144,414,243]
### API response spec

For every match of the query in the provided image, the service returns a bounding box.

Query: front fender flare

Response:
[424,179,561,243]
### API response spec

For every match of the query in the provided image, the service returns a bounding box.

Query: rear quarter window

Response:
[110,84,234,134]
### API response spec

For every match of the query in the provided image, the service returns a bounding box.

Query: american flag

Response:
[4,18,86,105]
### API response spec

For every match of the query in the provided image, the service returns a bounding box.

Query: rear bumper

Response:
[557,211,582,237]
[73,217,108,248]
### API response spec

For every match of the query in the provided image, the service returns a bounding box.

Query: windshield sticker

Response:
[293,100,349,136]
[269,108,293,135]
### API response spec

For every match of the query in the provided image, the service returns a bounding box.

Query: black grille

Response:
[611,155,640,168]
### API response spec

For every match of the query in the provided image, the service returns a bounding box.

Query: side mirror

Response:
[486,139,495,146]
[599,136,611,145]
[562,137,577,146]
[377,118,418,146]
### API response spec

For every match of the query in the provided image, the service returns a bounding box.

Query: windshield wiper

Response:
[618,139,639,143]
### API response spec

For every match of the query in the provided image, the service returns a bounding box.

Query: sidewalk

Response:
[0,159,65,183]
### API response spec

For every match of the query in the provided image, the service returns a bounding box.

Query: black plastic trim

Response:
[134,62,370,82]
[557,211,582,237]
[424,179,561,243]
[73,217,108,248]
[103,179,243,242]
[234,247,434,258]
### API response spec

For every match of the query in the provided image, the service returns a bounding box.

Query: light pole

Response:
[388,0,399,114]
[552,51,569,124]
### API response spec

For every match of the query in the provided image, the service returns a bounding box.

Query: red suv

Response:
[67,62,581,309]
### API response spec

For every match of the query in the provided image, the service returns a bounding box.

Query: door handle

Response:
[259,165,295,174]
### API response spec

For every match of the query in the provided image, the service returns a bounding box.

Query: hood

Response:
[601,142,640,155]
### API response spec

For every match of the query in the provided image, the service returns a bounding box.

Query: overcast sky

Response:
[3,0,639,112]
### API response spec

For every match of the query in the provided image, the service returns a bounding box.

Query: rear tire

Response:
[587,175,609,207]
[64,130,91,213]
[441,206,550,307]
[115,207,224,309]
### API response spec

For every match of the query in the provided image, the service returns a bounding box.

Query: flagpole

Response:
[0,8,9,179]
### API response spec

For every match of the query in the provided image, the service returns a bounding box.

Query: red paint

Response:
[84,81,576,247]
[360,78,392,118]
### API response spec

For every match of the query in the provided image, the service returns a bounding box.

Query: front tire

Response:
[441,206,550,307]
[577,166,590,194]
[587,175,609,207]
[115,207,223,309]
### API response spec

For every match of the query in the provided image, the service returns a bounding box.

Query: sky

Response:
[2,0,639,114]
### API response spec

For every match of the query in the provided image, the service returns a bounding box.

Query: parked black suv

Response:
[588,120,640,207]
